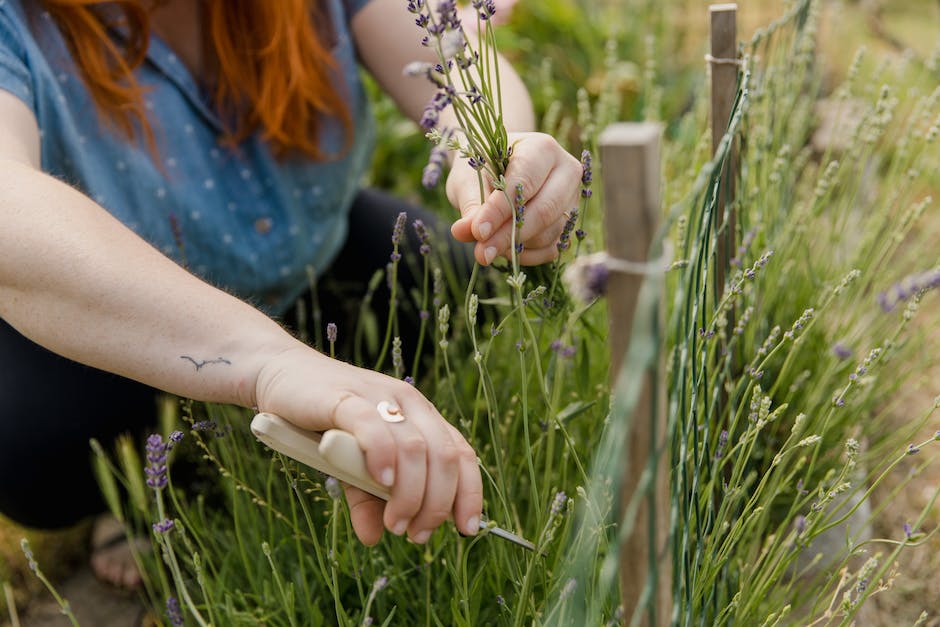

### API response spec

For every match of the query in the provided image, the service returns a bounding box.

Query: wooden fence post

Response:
[601,123,671,626]
[710,3,738,296]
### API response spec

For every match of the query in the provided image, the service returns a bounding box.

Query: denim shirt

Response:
[0,0,375,314]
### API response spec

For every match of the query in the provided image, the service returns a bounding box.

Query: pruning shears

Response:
[250,412,538,553]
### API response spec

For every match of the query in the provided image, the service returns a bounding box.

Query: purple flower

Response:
[794,515,806,535]
[413,219,431,256]
[580,150,593,188]
[556,208,579,252]
[878,267,940,312]
[436,0,460,29]
[715,430,728,460]
[406,0,426,14]
[152,518,175,534]
[391,212,407,247]
[907,444,920,455]
[404,376,415,385]
[472,0,497,20]
[563,254,611,303]
[165,430,184,452]
[550,491,567,516]
[327,322,338,344]
[422,142,449,189]
[904,522,913,539]
[832,342,852,360]
[550,340,575,359]
[420,105,439,130]
[192,420,217,432]
[166,596,184,626]
[513,183,526,228]
[496,594,505,605]
[145,434,168,490]
[586,262,610,299]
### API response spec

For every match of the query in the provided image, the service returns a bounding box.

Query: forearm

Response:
[0,159,305,408]
[353,0,535,135]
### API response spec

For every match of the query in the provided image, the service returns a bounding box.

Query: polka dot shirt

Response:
[0,0,375,314]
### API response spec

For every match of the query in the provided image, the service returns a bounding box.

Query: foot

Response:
[89,514,148,589]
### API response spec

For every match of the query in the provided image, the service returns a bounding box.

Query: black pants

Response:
[0,188,465,529]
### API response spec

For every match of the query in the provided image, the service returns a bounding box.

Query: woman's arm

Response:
[0,90,482,545]
[351,0,583,266]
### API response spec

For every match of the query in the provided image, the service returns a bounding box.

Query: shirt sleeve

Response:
[342,0,374,18]
[0,4,35,112]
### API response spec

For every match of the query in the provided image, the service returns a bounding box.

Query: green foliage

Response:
[18,1,940,625]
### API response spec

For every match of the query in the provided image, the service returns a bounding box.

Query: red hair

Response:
[40,0,352,159]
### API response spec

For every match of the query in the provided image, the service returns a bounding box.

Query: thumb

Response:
[446,167,484,243]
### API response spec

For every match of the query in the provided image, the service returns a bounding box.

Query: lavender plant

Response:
[17,1,940,625]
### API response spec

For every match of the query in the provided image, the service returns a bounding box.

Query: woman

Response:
[0,0,581,586]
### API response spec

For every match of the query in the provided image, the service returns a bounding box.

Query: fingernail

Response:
[392,519,409,536]
[484,246,497,264]
[380,467,395,487]
[412,529,431,544]
[465,516,480,535]
[478,221,492,239]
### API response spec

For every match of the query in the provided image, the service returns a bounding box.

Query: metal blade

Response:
[480,519,539,553]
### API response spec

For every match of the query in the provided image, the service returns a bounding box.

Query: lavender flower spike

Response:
[413,219,432,255]
[422,139,450,188]
[391,212,407,247]
[878,267,940,312]
[580,149,593,198]
[166,596,184,627]
[145,433,168,490]
[152,518,175,534]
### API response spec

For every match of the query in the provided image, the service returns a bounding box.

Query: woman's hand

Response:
[447,132,582,266]
[252,344,482,545]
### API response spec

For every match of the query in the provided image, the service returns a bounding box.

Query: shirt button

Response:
[254,217,273,234]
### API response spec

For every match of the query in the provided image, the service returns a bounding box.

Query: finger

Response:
[448,166,495,243]
[445,424,483,536]
[380,401,434,536]
[473,210,567,266]
[450,216,475,243]
[406,425,461,543]
[330,393,397,489]
[469,134,565,241]
[345,485,386,546]
[522,212,569,250]
[517,243,563,266]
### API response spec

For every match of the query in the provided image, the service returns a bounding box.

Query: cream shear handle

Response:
[250,412,391,500]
